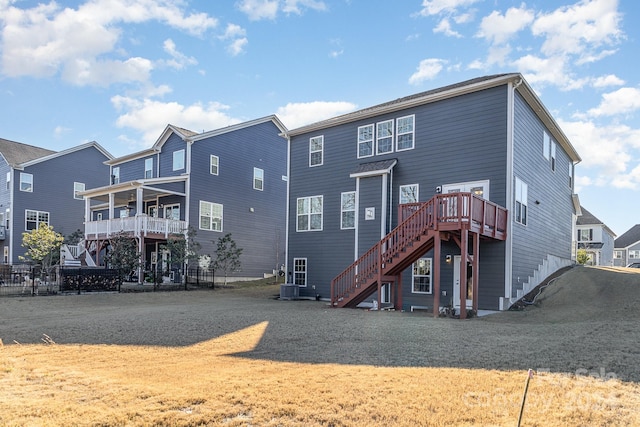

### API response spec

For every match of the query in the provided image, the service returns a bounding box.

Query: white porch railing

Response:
[85,215,187,238]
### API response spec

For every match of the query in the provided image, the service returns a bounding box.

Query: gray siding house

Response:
[0,138,113,264]
[575,206,616,266]
[80,116,288,281]
[284,73,581,314]
[613,224,640,267]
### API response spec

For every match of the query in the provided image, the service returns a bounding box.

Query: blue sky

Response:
[1,0,638,235]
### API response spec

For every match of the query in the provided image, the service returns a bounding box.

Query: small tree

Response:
[160,226,201,284]
[576,249,590,265]
[213,233,243,287]
[104,231,141,282]
[20,223,64,282]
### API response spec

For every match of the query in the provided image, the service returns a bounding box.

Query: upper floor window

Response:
[578,229,593,242]
[550,141,557,171]
[297,195,323,231]
[199,200,223,231]
[74,182,85,200]
[164,204,180,220]
[569,162,573,188]
[399,184,419,204]
[396,115,415,151]
[412,258,432,294]
[173,149,185,171]
[112,167,120,184]
[309,136,323,167]
[376,120,393,155]
[20,173,33,192]
[357,124,374,158]
[341,191,356,230]
[25,209,49,230]
[543,131,550,159]
[515,177,528,225]
[253,167,264,191]
[210,155,219,175]
[144,158,153,179]
[5,172,10,190]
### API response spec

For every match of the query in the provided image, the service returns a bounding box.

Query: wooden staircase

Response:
[331,192,507,308]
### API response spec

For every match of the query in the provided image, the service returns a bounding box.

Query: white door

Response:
[453,255,473,309]
[441,180,489,200]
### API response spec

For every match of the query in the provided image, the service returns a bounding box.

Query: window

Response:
[20,173,33,192]
[396,115,415,151]
[630,250,640,259]
[3,247,7,264]
[112,167,120,184]
[357,124,374,158]
[543,131,550,159]
[515,177,528,225]
[6,172,10,190]
[578,229,593,242]
[253,167,264,191]
[297,195,323,231]
[119,209,129,218]
[164,204,180,220]
[25,209,49,231]
[173,149,185,171]
[569,162,573,188]
[551,141,557,171]
[210,155,219,175]
[293,258,307,286]
[376,120,393,154]
[74,182,85,200]
[614,251,622,259]
[309,136,323,167]
[199,201,223,231]
[412,258,432,294]
[399,184,419,204]
[341,191,356,229]
[144,158,153,179]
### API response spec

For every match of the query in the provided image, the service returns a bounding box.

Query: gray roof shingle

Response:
[0,138,56,166]
[615,224,640,248]
[576,206,604,225]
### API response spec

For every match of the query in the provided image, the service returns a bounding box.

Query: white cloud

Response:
[111,96,241,147]
[417,0,481,17]
[236,0,326,20]
[587,87,640,117]
[219,24,248,56]
[283,0,327,15]
[53,125,71,138]
[476,6,534,45]
[162,39,198,70]
[408,58,446,85]
[591,74,624,88]
[276,101,357,129]
[0,0,217,85]
[434,18,461,37]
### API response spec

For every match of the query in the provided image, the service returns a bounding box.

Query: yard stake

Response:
[517,369,534,427]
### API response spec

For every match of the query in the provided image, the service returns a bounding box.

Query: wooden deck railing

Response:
[331,192,508,307]
[85,215,187,239]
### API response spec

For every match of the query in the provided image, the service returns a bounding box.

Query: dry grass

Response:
[2,321,639,426]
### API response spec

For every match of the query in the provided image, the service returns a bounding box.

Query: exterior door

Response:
[453,255,473,309]
[442,180,489,200]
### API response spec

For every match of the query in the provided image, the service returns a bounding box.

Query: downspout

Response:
[284,132,291,281]
[354,177,360,261]
[503,78,522,310]
[8,168,13,264]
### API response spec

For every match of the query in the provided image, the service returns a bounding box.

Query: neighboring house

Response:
[0,138,113,264]
[575,206,616,266]
[613,224,640,267]
[284,73,581,315]
[79,116,288,281]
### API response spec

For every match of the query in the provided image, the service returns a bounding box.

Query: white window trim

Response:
[20,172,33,192]
[173,149,185,171]
[551,141,557,172]
[293,257,307,287]
[296,195,323,232]
[253,167,264,191]
[629,250,640,259]
[543,131,550,159]
[112,167,120,184]
[73,182,85,200]
[340,191,356,230]
[395,114,415,152]
[210,155,219,175]
[199,200,223,232]
[25,209,49,231]
[309,135,324,167]
[6,172,10,190]
[515,177,528,226]
[412,257,432,294]
[376,119,394,155]
[164,203,181,220]
[144,158,153,179]
[399,184,419,204]
[357,124,374,159]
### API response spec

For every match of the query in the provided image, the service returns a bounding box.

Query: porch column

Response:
[84,197,91,225]
[136,187,143,216]
[433,231,441,318]
[472,232,480,312]
[459,229,468,319]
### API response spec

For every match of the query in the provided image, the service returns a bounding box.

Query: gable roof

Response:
[285,73,581,163]
[0,137,56,166]
[614,224,640,249]
[19,141,113,168]
[577,206,616,238]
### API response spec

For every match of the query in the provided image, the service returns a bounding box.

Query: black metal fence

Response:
[186,267,215,288]
[0,265,58,296]
[59,268,121,293]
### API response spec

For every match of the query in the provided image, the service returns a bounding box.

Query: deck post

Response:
[472,232,480,312]
[459,229,468,319]
[395,274,403,311]
[433,231,441,317]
